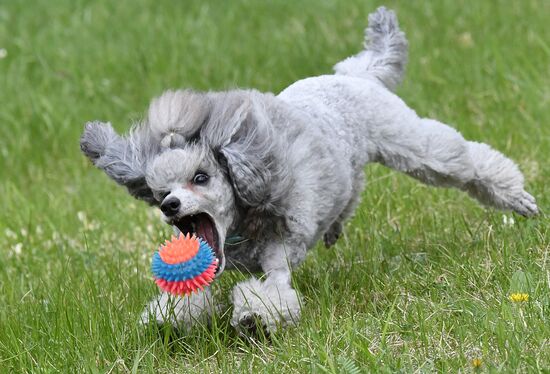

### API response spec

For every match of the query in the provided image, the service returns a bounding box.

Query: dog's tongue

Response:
[196,214,215,250]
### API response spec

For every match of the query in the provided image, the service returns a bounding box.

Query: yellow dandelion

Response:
[509,293,529,302]
[472,358,482,368]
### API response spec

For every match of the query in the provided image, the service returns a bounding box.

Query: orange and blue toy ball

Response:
[151,234,218,296]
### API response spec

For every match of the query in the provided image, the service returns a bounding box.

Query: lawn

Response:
[0,0,548,372]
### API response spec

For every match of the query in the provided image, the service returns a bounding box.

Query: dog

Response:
[80,7,538,334]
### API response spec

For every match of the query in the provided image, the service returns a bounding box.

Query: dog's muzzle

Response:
[171,212,225,276]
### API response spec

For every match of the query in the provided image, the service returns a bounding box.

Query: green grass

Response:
[1,0,549,372]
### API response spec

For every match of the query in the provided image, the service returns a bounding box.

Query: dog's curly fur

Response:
[80,7,538,335]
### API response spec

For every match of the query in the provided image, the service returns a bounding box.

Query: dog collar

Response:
[225,234,247,246]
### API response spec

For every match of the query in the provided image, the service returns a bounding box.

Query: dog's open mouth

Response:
[173,213,224,275]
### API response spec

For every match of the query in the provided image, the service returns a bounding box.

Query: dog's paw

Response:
[140,290,216,330]
[465,142,539,217]
[467,180,539,218]
[231,277,301,335]
[485,188,539,217]
[323,221,342,248]
[506,190,539,217]
[234,313,271,339]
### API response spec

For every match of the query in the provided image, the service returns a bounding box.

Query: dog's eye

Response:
[193,172,209,185]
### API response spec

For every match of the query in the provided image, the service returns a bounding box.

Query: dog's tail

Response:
[333,6,408,92]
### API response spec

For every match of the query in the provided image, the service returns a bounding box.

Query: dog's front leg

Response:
[140,288,216,330]
[140,225,217,329]
[231,241,303,335]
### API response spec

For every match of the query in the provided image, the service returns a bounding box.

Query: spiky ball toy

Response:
[151,234,218,296]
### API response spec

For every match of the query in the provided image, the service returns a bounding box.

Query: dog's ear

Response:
[212,95,292,212]
[221,130,270,207]
[80,121,156,204]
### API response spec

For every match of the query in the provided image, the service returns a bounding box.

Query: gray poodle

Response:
[80,7,538,334]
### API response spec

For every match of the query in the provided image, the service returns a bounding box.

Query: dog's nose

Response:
[160,197,181,217]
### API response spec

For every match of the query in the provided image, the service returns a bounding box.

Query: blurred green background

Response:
[0,0,548,372]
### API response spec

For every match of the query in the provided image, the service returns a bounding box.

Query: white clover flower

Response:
[457,32,474,48]
[77,211,87,223]
[502,215,515,227]
[0,48,7,59]
[13,243,23,255]
[5,228,16,239]
[86,220,100,231]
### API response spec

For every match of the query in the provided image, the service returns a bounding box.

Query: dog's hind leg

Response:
[324,171,366,248]
[369,115,538,216]
[330,6,537,216]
